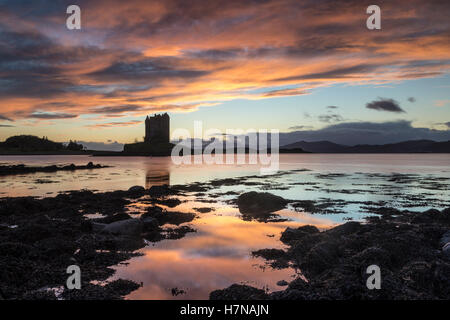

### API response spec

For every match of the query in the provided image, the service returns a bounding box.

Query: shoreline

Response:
[1,151,449,157]
[1,182,449,299]
[0,151,93,156]
[0,185,196,300]
[210,207,450,300]
[1,165,449,300]
[0,162,110,176]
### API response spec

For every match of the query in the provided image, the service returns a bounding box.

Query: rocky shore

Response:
[210,206,450,300]
[2,173,449,300]
[0,185,195,299]
[0,162,109,176]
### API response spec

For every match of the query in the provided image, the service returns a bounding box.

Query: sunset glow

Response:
[1,0,449,146]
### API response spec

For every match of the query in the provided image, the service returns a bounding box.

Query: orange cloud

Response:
[0,0,449,125]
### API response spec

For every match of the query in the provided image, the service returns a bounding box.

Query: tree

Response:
[66,140,83,151]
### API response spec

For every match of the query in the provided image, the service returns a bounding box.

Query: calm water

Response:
[1,154,449,299]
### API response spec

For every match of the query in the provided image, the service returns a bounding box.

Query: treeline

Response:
[0,135,84,152]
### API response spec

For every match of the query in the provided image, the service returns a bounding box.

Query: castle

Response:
[122,113,172,155]
[145,113,170,143]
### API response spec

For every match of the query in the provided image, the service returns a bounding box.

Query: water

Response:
[1,154,449,197]
[1,154,449,299]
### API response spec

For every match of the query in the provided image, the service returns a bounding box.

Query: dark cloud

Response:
[182,43,347,61]
[90,105,143,114]
[0,0,449,122]
[263,87,308,97]
[288,125,313,130]
[28,112,78,119]
[33,102,77,109]
[280,120,450,146]
[87,58,210,83]
[366,98,405,113]
[0,0,71,18]
[0,25,107,98]
[185,40,362,62]
[273,64,380,82]
[396,72,442,79]
[85,120,141,128]
[102,85,153,98]
[184,48,243,60]
[327,105,338,109]
[318,113,344,123]
[0,114,13,121]
[0,74,72,99]
[0,124,14,127]
[408,97,416,103]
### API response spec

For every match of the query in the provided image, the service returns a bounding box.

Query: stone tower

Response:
[145,113,170,143]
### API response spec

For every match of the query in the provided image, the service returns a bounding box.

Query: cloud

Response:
[0,124,14,127]
[438,121,450,128]
[272,64,381,83]
[327,105,338,109]
[366,98,406,113]
[85,120,142,129]
[87,58,210,83]
[0,114,13,121]
[0,27,104,99]
[262,87,309,97]
[435,99,450,107]
[318,113,344,123]
[280,120,450,146]
[28,112,78,119]
[90,105,144,114]
[408,97,416,103]
[0,0,449,126]
[288,125,313,130]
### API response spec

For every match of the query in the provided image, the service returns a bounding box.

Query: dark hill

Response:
[281,140,348,153]
[0,135,86,154]
[282,139,450,153]
[0,135,64,152]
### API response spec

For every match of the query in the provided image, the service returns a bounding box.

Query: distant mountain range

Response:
[281,140,450,153]
[2,135,449,154]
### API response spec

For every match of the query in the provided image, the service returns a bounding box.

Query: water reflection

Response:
[113,203,336,300]
[1,154,449,299]
[145,166,170,188]
[1,154,449,200]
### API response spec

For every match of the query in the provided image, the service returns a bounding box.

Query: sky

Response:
[0,0,449,147]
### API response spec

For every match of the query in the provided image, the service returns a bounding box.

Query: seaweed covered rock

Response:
[101,219,143,236]
[210,284,268,300]
[236,192,288,214]
[148,185,175,197]
[280,225,320,244]
[211,207,450,300]
[127,186,146,197]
